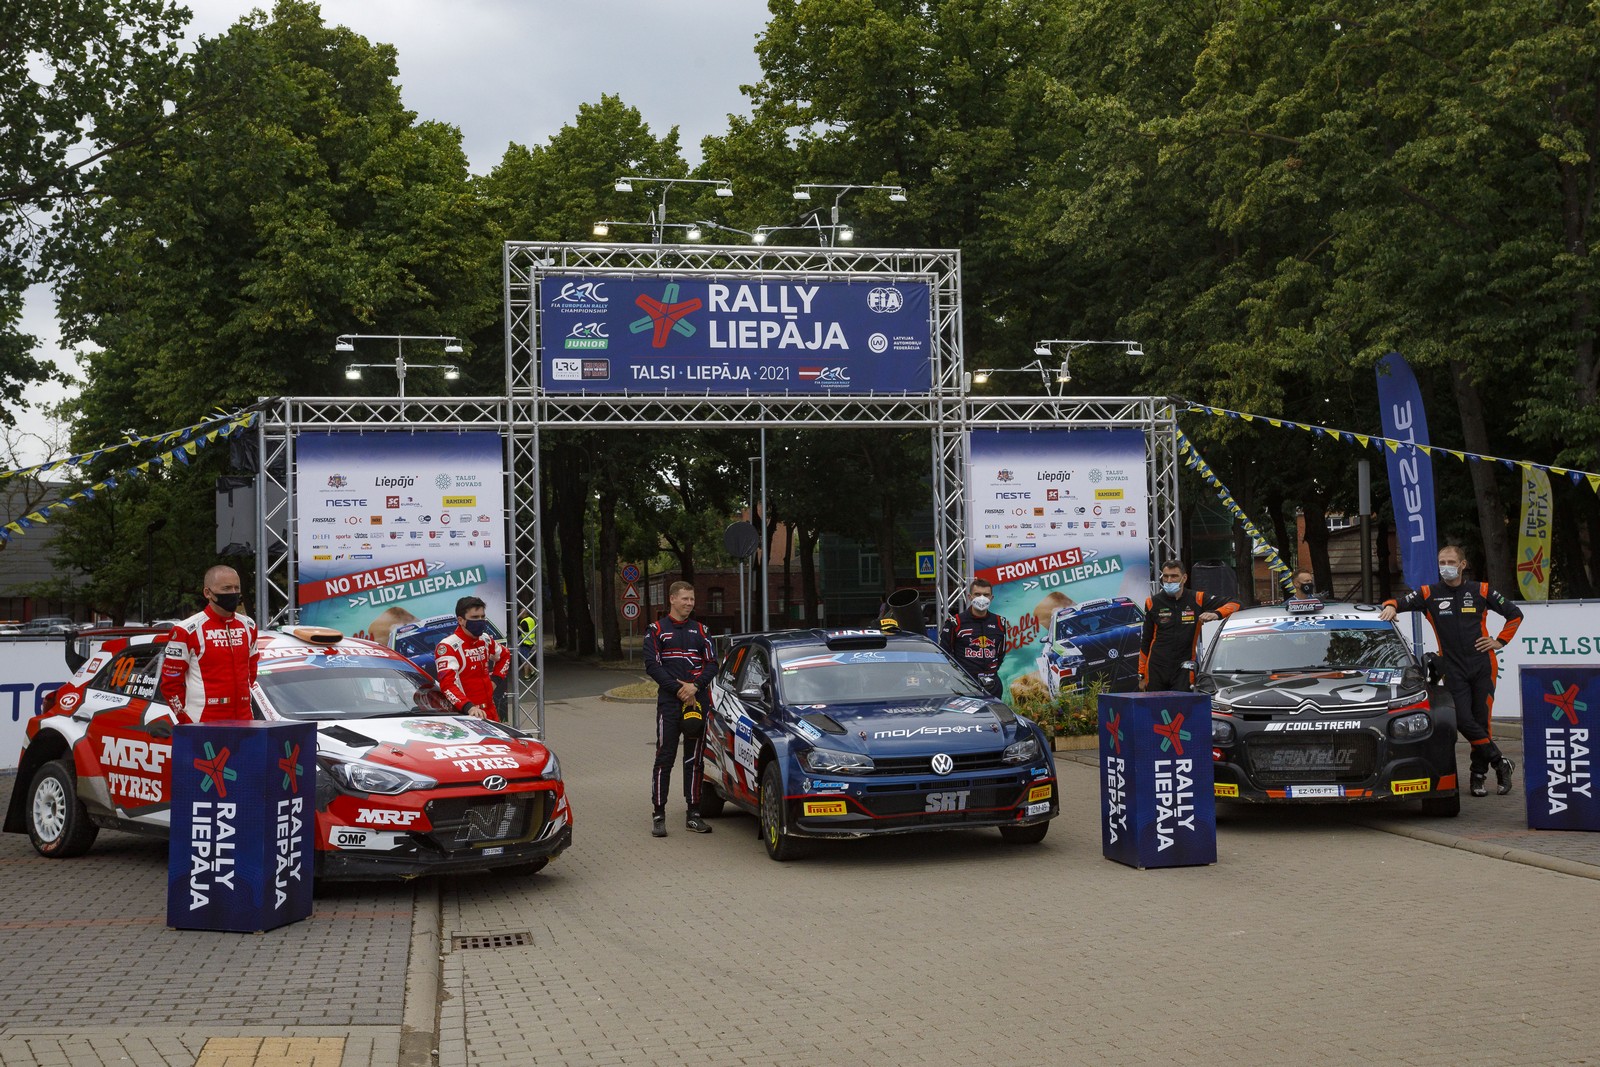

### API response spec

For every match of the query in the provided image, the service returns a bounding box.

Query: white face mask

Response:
[970,595,992,612]
[1161,581,1182,597]
[1439,564,1460,582]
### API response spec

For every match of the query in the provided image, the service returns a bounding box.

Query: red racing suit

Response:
[159,604,260,722]
[435,625,511,720]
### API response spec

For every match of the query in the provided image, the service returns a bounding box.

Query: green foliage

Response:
[1012,677,1110,737]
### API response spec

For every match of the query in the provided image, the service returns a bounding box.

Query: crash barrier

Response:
[168,720,315,932]
[1099,691,1216,869]
[1520,666,1600,831]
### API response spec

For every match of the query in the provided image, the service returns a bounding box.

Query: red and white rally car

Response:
[3,627,571,879]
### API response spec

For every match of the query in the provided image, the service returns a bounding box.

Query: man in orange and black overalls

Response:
[1139,559,1238,692]
[1381,544,1523,797]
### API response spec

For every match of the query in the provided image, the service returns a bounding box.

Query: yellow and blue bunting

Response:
[1176,430,1295,596]
[0,409,260,544]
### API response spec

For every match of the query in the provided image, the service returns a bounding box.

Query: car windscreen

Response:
[1206,618,1412,673]
[257,659,445,720]
[1056,603,1142,640]
[775,646,985,704]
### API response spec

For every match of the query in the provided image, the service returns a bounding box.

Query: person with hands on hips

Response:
[434,595,510,720]
[644,581,718,838]
[1379,544,1522,797]
[1139,559,1238,692]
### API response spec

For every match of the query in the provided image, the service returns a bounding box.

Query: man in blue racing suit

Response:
[942,579,1008,697]
[644,580,719,838]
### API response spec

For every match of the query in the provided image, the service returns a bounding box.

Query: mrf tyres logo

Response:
[631,283,702,348]
[1542,679,1592,814]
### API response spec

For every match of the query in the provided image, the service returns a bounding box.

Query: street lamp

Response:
[753,211,856,246]
[611,175,734,242]
[789,183,908,246]
[590,220,707,242]
[967,359,1070,394]
[336,334,465,398]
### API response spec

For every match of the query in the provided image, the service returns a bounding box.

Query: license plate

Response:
[1255,745,1360,772]
[1288,784,1343,798]
[1026,801,1050,816]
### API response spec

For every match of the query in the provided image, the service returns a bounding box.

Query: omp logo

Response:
[1105,710,1124,754]
[866,287,903,313]
[564,322,609,350]
[279,742,303,791]
[1153,709,1190,756]
[1546,681,1586,726]
[101,736,170,774]
[194,741,237,798]
[357,808,420,826]
[551,280,608,305]
[631,283,701,347]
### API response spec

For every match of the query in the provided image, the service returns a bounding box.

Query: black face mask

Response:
[212,591,242,613]
[1298,582,1315,595]
[464,619,492,638]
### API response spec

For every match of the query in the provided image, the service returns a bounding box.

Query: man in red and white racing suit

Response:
[434,595,511,721]
[159,564,260,722]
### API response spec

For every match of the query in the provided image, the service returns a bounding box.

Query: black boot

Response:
[1469,769,1488,797]
[1496,758,1515,796]
[685,811,712,834]
[651,810,667,838]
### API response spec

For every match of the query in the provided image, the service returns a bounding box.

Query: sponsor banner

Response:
[0,638,70,770]
[1099,692,1217,869]
[295,432,506,638]
[167,720,316,932]
[1519,667,1600,831]
[1517,467,1553,601]
[1375,352,1439,591]
[539,275,932,394]
[966,428,1151,702]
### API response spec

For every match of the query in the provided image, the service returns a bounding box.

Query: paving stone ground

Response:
[6,667,1600,1066]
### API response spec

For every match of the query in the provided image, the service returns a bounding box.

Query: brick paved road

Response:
[436,698,1600,1066]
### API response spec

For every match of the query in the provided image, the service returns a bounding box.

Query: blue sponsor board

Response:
[1099,692,1216,869]
[539,274,932,394]
[168,721,316,932]
[1520,667,1600,831]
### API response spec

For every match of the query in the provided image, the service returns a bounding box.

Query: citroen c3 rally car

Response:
[1196,598,1460,816]
[1035,596,1144,697]
[4,627,572,878]
[699,627,1059,860]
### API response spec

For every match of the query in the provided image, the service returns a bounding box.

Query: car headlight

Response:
[324,759,437,795]
[1388,712,1432,741]
[539,751,562,781]
[800,747,874,774]
[1002,736,1039,763]
[1211,718,1235,744]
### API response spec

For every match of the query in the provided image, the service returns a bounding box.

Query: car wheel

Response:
[998,821,1050,845]
[1420,794,1461,818]
[759,762,804,861]
[27,758,99,858]
[698,782,726,818]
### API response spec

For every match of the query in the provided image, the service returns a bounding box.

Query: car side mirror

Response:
[738,680,772,706]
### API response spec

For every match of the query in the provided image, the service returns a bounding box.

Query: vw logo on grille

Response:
[930,753,955,776]
[482,775,509,791]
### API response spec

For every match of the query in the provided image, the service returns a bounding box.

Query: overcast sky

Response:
[8,0,769,464]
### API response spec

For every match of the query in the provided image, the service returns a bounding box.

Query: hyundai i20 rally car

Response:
[3,627,571,878]
[1035,596,1144,697]
[1195,599,1460,816]
[700,628,1059,860]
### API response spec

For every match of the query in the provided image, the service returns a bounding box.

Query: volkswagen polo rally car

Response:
[1035,596,1144,697]
[700,627,1059,860]
[1196,598,1460,816]
[4,627,572,878]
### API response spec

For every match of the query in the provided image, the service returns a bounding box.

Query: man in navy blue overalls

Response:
[644,580,718,838]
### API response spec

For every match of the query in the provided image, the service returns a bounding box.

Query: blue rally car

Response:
[699,628,1059,860]
[1034,596,1145,698]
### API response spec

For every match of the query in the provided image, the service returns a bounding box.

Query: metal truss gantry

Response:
[255,241,1180,739]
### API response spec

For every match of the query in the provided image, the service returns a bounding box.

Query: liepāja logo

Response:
[1545,680,1586,725]
[631,283,702,348]
[550,280,609,307]
[866,287,903,313]
[326,474,348,489]
[194,741,237,798]
[279,741,303,792]
[997,469,1014,483]
[1153,709,1190,756]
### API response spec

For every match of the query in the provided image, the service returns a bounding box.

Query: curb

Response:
[1353,818,1600,882]
[399,878,442,1066]
[600,688,657,704]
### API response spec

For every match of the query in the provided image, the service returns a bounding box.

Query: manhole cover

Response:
[452,932,531,950]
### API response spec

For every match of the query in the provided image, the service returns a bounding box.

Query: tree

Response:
[0,0,189,421]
